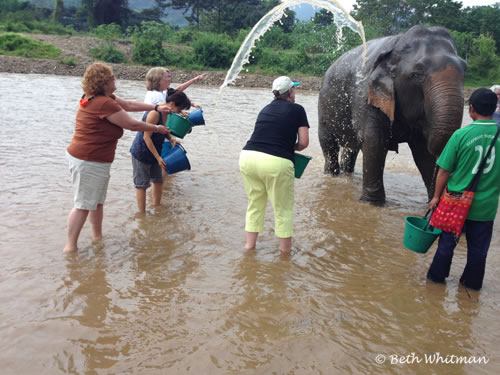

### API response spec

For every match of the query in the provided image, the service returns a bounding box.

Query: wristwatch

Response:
[154,104,159,112]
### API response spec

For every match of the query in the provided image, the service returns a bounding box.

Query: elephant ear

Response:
[367,51,395,122]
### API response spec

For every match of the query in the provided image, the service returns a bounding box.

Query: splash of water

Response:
[219,0,367,91]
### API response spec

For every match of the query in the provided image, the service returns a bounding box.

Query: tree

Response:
[459,4,500,51]
[169,0,280,34]
[53,0,64,23]
[81,0,129,28]
[467,34,498,80]
[451,30,475,61]
[352,0,463,37]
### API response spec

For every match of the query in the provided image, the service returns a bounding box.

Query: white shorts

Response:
[66,151,111,210]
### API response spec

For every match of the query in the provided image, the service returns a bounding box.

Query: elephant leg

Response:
[408,137,437,201]
[360,122,388,205]
[340,147,359,173]
[319,132,340,175]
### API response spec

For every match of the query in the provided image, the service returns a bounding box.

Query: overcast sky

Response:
[339,0,499,11]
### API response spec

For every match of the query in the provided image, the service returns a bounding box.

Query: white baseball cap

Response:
[272,76,301,94]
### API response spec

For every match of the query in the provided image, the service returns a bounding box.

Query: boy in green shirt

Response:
[427,88,500,290]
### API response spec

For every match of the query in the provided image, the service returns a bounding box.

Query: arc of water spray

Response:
[219,0,367,90]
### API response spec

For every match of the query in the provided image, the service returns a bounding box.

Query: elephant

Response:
[318,25,467,205]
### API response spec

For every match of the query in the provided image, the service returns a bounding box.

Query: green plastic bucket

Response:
[167,113,192,139]
[294,153,312,179]
[403,216,442,254]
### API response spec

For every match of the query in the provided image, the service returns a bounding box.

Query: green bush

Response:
[171,28,201,44]
[0,10,72,35]
[128,21,178,66]
[258,26,293,50]
[92,23,123,40]
[90,44,127,64]
[60,56,76,67]
[0,21,30,33]
[466,34,499,84]
[191,33,238,69]
[0,32,61,59]
[255,48,311,75]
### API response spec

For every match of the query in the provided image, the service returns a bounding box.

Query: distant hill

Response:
[26,0,189,26]
[24,1,325,26]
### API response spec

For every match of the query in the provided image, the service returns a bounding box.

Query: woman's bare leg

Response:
[279,237,292,254]
[245,232,259,250]
[89,204,104,241]
[64,208,89,252]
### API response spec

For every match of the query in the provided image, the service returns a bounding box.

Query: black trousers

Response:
[427,220,494,290]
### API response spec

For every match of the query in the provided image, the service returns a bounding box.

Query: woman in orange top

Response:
[65,62,171,253]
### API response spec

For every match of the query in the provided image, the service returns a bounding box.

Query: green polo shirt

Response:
[437,120,500,221]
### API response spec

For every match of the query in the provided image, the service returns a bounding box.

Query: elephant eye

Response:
[410,71,424,80]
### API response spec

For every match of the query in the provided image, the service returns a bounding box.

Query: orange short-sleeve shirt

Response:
[67,95,124,163]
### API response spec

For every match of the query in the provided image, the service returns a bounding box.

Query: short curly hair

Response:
[146,67,169,91]
[82,63,114,96]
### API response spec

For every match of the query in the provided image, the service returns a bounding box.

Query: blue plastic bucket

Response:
[160,141,173,159]
[187,108,205,126]
[163,144,191,175]
[167,113,192,139]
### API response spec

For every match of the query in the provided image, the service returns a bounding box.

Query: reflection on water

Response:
[0,73,499,374]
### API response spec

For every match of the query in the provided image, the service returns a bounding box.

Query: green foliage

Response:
[60,56,76,66]
[128,21,176,66]
[89,23,126,63]
[92,23,123,40]
[81,0,129,29]
[170,0,279,35]
[0,0,498,81]
[127,21,173,42]
[0,32,61,59]
[467,34,499,82]
[191,32,238,68]
[53,0,64,23]
[171,28,201,44]
[258,26,293,50]
[89,44,127,63]
[451,30,475,61]
[0,5,73,35]
[460,4,500,52]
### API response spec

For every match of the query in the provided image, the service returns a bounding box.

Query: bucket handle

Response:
[423,208,435,232]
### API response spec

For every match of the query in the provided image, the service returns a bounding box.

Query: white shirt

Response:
[144,90,166,105]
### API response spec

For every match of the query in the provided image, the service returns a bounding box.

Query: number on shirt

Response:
[472,145,496,174]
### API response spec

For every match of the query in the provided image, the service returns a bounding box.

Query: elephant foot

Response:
[323,165,340,175]
[360,192,386,206]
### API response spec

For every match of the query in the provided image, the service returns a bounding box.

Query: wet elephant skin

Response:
[318,25,467,204]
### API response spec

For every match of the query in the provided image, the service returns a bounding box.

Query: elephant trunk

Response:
[424,67,464,157]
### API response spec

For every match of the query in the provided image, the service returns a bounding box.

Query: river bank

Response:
[0,33,479,97]
[0,33,322,91]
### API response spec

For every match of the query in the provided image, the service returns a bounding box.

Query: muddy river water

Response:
[0,73,499,374]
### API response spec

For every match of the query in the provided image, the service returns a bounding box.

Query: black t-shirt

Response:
[243,99,309,162]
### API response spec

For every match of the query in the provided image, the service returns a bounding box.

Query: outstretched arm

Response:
[114,95,171,114]
[106,110,171,136]
[175,74,205,92]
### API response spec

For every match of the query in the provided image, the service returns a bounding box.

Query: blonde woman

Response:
[144,67,205,105]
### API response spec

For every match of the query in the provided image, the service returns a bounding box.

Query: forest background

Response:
[0,0,499,86]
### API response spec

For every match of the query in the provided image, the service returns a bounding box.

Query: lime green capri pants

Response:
[239,150,295,238]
